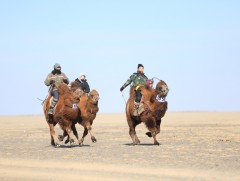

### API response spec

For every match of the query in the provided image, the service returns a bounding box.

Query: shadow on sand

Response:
[124,143,161,146]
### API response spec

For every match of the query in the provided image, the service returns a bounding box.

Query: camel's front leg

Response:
[58,130,67,142]
[86,123,97,143]
[146,119,161,138]
[79,127,88,146]
[150,128,160,146]
[61,124,79,144]
[49,123,60,147]
[129,126,140,145]
[64,122,75,146]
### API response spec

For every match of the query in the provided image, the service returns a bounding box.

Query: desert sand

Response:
[0,112,239,181]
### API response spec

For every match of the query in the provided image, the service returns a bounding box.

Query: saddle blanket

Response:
[72,103,78,108]
[156,95,166,102]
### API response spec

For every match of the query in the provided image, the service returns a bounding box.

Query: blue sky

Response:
[0,1,239,115]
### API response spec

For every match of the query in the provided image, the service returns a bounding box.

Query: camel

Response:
[43,83,80,147]
[59,88,100,146]
[125,80,169,145]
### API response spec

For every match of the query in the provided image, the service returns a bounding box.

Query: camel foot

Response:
[145,132,152,137]
[55,143,61,148]
[154,141,160,146]
[91,136,97,143]
[51,140,55,146]
[135,138,141,144]
[58,135,64,141]
[70,139,75,146]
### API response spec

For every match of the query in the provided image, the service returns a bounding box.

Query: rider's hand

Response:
[120,86,124,92]
[50,80,55,84]
[63,79,69,84]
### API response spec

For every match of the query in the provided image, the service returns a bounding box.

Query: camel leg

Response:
[128,120,141,145]
[51,136,54,146]
[65,124,75,146]
[72,124,79,140]
[64,124,79,144]
[129,127,137,145]
[150,126,160,145]
[86,124,97,143]
[126,113,141,145]
[156,118,161,135]
[126,101,140,145]
[152,131,160,145]
[49,123,60,147]
[145,118,160,145]
[146,119,161,137]
[79,127,88,146]
[58,131,67,142]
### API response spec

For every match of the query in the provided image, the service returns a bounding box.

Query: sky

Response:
[0,0,240,115]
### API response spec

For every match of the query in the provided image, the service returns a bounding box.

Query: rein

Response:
[121,92,127,104]
[37,97,47,106]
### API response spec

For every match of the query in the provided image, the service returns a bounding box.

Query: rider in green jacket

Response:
[120,64,148,115]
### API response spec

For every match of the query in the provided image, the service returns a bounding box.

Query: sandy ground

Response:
[0,112,239,181]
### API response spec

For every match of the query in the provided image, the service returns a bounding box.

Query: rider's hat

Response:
[138,64,144,69]
[54,63,61,69]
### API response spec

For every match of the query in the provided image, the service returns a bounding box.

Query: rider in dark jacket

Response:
[74,73,90,93]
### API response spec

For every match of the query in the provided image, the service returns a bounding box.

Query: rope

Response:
[37,95,48,106]
[37,98,45,106]
[121,92,127,104]
[152,77,161,82]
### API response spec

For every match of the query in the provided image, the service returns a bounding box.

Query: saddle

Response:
[132,97,145,116]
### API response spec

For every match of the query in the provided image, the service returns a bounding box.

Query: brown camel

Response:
[125,80,169,145]
[43,83,80,147]
[59,88,100,146]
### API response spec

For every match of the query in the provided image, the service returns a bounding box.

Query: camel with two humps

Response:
[59,84,100,146]
[43,83,80,147]
[125,80,169,145]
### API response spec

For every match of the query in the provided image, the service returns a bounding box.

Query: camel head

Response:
[155,80,169,98]
[89,89,99,104]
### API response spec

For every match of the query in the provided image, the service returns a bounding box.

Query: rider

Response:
[74,73,90,93]
[120,64,148,115]
[44,63,69,120]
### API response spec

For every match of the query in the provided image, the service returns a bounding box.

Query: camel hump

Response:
[56,83,70,95]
